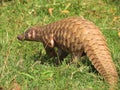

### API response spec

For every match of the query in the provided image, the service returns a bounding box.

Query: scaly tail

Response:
[82,27,118,90]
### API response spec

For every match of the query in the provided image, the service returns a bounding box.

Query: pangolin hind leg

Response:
[70,49,85,65]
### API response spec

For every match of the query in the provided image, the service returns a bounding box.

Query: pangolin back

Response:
[17,17,118,89]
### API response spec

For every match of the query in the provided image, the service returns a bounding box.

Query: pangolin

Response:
[17,17,118,89]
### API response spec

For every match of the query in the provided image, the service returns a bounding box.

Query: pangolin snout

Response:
[17,34,25,41]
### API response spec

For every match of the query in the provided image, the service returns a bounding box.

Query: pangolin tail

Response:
[82,27,118,89]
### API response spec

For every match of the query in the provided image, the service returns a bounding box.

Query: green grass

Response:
[0,0,120,90]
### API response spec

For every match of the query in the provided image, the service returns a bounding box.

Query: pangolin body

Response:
[17,17,118,89]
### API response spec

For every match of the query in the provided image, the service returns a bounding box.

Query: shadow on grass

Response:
[30,51,60,66]
[30,51,98,73]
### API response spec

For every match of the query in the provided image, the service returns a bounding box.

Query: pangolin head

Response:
[17,33,25,41]
[17,26,40,41]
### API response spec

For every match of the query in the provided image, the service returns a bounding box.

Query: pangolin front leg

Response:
[57,48,68,64]
[57,48,68,60]
[44,45,68,64]
[43,44,57,58]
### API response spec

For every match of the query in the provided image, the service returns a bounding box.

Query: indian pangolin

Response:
[17,17,118,89]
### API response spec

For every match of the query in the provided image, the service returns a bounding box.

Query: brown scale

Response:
[17,17,118,90]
